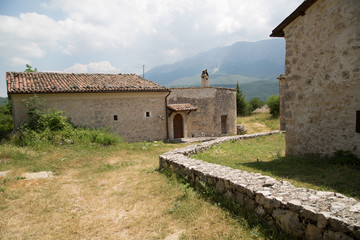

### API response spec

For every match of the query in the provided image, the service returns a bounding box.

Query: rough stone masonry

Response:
[159,132,360,239]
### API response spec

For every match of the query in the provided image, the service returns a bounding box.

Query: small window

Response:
[356,111,360,133]
[146,112,150,118]
[113,115,118,121]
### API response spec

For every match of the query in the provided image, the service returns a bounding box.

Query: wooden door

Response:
[221,115,227,134]
[173,114,184,138]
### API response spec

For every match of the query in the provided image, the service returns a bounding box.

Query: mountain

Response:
[214,80,279,101]
[145,39,285,90]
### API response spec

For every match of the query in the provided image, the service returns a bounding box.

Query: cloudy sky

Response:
[0,0,302,97]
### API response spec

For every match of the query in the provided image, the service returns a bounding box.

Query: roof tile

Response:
[168,103,198,112]
[7,72,169,94]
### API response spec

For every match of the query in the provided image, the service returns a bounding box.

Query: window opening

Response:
[113,115,118,121]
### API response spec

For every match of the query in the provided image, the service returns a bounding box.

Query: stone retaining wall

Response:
[159,132,360,239]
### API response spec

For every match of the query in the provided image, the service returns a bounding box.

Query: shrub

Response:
[13,95,121,147]
[0,100,13,139]
[248,97,265,112]
[266,95,280,118]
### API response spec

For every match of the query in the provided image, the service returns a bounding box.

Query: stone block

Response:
[317,212,330,228]
[255,206,266,216]
[323,230,353,240]
[224,190,234,201]
[305,224,323,240]
[235,192,245,205]
[300,205,318,222]
[216,180,225,194]
[244,198,256,211]
[272,209,305,238]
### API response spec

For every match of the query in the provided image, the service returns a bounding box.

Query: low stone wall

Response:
[159,131,360,239]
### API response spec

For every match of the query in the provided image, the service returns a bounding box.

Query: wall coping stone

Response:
[159,131,360,239]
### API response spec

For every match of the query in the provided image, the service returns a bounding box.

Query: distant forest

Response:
[0,97,8,106]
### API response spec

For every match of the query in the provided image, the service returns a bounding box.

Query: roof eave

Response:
[270,0,318,38]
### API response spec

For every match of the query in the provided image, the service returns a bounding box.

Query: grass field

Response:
[0,139,294,239]
[195,133,360,200]
[237,113,279,134]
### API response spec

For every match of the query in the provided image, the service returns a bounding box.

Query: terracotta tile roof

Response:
[7,72,169,94]
[168,103,198,112]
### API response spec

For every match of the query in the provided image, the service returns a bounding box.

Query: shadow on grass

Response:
[240,155,360,199]
[159,168,297,240]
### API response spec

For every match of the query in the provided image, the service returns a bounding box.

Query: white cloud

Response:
[8,57,30,67]
[64,61,120,73]
[0,0,304,96]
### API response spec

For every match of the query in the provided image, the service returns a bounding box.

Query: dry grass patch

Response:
[0,140,285,239]
[238,113,280,134]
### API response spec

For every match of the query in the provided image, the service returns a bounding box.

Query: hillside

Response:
[0,97,8,106]
[146,39,285,93]
[211,80,279,101]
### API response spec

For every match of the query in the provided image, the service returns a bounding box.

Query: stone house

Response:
[7,70,236,142]
[270,0,360,157]
[167,70,237,139]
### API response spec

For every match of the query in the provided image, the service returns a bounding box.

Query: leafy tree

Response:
[0,99,13,139]
[236,82,249,116]
[23,94,46,131]
[25,64,38,72]
[266,95,280,117]
[248,97,265,112]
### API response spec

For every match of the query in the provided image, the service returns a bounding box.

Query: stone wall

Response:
[168,87,236,139]
[11,92,168,142]
[159,132,360,239]
[282,0,360,157]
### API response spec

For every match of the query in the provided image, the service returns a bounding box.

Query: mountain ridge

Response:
[146,39,285,89]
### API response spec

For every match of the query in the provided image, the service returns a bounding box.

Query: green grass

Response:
[195,133,360,200]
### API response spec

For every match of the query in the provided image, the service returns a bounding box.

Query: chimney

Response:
[201,69,209,87]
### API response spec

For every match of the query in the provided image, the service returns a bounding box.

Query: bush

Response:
[266,95,280,118]
[0,100,13,139]
[248,97,265,112]
[13,95,121,147]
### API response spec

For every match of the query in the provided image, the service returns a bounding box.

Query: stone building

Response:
[271,0,360,157]
[7,70,236,142]
[7,72,170,142]
[167,70,237,139]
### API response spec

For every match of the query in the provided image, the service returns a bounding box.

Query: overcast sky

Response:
[0,0,302,97]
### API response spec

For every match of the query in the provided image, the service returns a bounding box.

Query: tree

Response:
[0,99,13,139]
[266,95,280,118]
[236,82,249,116]
[25,64,38,72]
[248,97,265,112]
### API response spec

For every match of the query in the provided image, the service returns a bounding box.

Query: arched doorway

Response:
[173,113,184,138]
